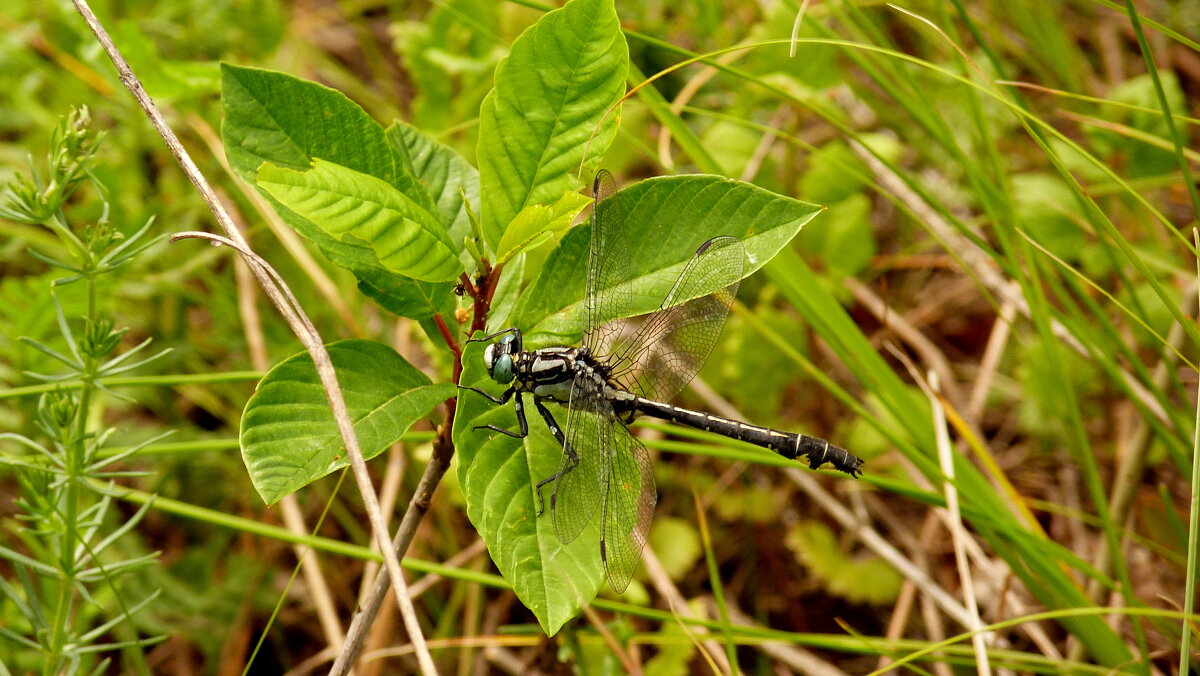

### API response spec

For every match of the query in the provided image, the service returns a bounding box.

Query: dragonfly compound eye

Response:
[492,353,515,384]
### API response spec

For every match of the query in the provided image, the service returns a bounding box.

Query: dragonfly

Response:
[462,171,863,591]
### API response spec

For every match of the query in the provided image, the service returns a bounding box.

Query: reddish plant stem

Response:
[468,260,499,337]
[458,271,479,299]
[433,313,461,361]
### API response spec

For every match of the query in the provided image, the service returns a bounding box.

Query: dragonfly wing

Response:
[550,375,604,544]
[606,236,745,402]
[599,415,657,593]
[582,170,632,356]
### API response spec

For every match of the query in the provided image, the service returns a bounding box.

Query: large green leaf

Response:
[509,174,823,346]
[476,0,627,253]
[221,63,407,192]
[453,338,605,635]
[257,159,462,283]
[241,340,454,504]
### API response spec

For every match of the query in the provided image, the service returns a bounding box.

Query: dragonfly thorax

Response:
[489,342,610,407]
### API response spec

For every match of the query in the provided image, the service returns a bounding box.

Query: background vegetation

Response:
[1,0,1197,673]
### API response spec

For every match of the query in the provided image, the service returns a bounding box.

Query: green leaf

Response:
[355,269,455,322]
[699,121,761,177]
[113,23,219,102]
[510,174,823,346]
[476,0,628,253]
[786,521,902,605]
[257,159,463,283]
[647,517,700,580]
[798,193,876,278]
[496,190,592,265]
[713,484,786,524]
[703,305,803,423]
[386,120,480,268]
[488,253,525,332]
[241,340,454,504]
[221,64,404,190]
[453,338,605,634]
[643,618,698,676]
[1097,70,1187,178]
[799,141,870,204]
[1012,173,1087,263]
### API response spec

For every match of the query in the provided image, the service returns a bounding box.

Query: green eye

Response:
[493,354,514,384]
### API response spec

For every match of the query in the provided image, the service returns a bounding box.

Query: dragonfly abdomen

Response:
[629,397,863,477]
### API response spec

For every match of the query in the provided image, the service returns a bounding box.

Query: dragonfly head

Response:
[482,330,521,384]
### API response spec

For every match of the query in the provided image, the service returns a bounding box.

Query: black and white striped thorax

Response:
[483,339,638,415]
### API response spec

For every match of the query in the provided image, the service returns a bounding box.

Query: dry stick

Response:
[582,606,644,676]
[685,373,977,630]
[283,646,341,676]
[886,343,994,674]
[845,277,968,420]
[473,592,520,675]
[654,50,742,170]
[176,234,437,671]
[876,512,954,676]
[231,214,347,653]
[358,447,408,603]
[407,539,489,599]
[692,359,990,642]
[330,427,456,676]
[928,372,992,676]
[738,105,791,183]
[186,113,365,336]
[362,636,539,665]
[885,344,1060,660]
[483,648,525,676]
[1074,284,1198,665]
[966,293,1018,421]
[880,575,919,674]
[333,266,495,674]
[69,3,438,670]
[281,498,348,647]
[357,366,417,676]
[1097,283,1196,586]
[787,465,976,629]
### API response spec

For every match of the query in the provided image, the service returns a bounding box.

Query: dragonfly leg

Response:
[470,390,529,438]
[458,384,514,405]
[532,400,580,517]
[464,327,520,344]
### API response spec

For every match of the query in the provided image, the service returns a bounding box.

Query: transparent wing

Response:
[599,420,656,593]
[550,375,605,544]
[604,236,745,403]
[582,170,630,356]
